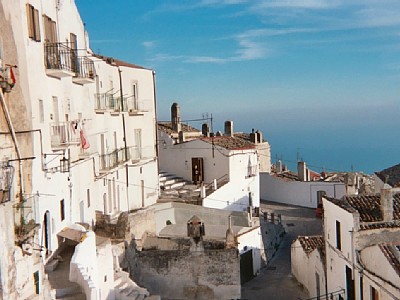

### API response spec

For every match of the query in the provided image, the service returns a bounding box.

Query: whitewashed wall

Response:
[260,172,346,208]
[291,239,326,298]
[360,246,400,300]
[323,198,361,298]
[237,227,263,275]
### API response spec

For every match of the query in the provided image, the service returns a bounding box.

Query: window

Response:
[370,286,379,300]
[87,189,90,208]
[132,82,138,110]
[26,4,41,41]
[43,15,57,43]
[336,220,341,250]
[60,199,65,221]
[39,99,44,123]
[33,271,40,294]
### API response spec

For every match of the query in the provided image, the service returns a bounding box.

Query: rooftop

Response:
[376,163,400,188]
[158,122,201,135]
[379,244,400,277]
[327,194,400,229]
[201,136,256,151]
[94,54,149,70]
[297,235,325,257]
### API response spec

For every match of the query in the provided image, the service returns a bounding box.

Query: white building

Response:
[261,161,346,209]
[291,186,400,300]
[158,104,268,212]
[0,0,158,299]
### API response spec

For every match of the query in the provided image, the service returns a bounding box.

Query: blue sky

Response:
[75,0,400,173]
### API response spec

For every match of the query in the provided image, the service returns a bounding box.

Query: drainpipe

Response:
[0,89,24,214]
[152,70,159,173]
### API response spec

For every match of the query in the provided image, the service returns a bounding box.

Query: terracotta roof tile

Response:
[327,194,400,230]
[94,54,149,70]
[379,244,400,277]
[158,122,201,135]
[297,236,325,257]
[201,136,256,151]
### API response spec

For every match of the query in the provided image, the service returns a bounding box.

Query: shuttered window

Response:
[43,15,57,43]
[26,4,41,41]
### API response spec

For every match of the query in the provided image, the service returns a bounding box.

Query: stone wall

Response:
[126,246,240,300]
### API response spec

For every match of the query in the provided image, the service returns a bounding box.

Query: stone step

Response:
[56,291,86,300]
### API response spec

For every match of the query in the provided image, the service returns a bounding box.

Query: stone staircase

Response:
[114,269,160,300]
[158,171,201,205]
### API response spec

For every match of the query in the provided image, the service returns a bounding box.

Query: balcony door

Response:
[70,33,78,73]
[135,129,142,159]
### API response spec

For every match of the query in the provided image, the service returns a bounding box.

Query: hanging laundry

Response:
[80,129,90,149]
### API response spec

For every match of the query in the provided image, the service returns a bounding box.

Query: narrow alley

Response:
[242,200,323,300]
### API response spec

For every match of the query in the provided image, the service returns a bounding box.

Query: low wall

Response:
[260,172,346,208]
[127,247,241,300]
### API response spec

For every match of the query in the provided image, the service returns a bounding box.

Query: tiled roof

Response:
[297,236,325,257]
[379,244,400,277]
[201,136,256,151]
[376,163,400,187]
[273,171,299,182]
[94,54,149,70]
[158,122,201,135]
[327,194,400,229]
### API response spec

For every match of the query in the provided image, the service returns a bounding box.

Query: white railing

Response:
[50,122,80,147]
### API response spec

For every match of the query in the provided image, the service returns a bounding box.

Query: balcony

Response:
[130,146,155,163]
[99,147,130,172]
[44,43,75,78]
[50,122,80,148]
[72,56,96,85]
[127,99,152,115]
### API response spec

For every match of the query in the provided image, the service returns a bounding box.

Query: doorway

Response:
[191,157,204,184]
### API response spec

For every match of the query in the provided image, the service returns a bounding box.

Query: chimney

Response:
[256,130,263,143]
[178,130,185,143]
[298,161,307,181]
[282,164,287,172]
[380,187,394,222]
[276,160,282,173]
[224,120,233,137]
[171,102,181,133]
[250,128,257,143]
[202,123,210,137]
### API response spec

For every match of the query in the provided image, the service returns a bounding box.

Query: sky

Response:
[75,0,400,174]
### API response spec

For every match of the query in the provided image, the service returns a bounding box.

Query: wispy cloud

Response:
[142,41,156,49]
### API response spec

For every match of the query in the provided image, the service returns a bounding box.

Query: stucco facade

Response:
[0,0,158,298]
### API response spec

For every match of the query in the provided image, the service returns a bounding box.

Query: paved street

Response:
[242,201,323,300]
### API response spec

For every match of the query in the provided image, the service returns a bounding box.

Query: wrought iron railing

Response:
[99,147,130,171]
[127,99,152,112]
[299,289,345,300]
[50,122,80,147]
[204,174,229,196]
[95,93,116,110]
[44,42,74,72]
[73,56,95,80]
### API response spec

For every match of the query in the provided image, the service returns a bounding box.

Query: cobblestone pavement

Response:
[241,200,323,300]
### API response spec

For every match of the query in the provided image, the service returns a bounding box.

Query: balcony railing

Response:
[50,122,81,148]
[299,289,345,300]
[44,43,75,78]
[72,56,95,84]
[127,99,152,114]
[94,94,152,114]
[130,146,154,162]
[99,147,130,171]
